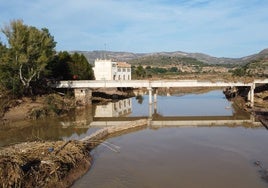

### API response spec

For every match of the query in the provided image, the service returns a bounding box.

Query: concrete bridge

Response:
[53,79,268,107]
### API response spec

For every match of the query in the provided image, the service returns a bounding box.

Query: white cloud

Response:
[0,0,268,57]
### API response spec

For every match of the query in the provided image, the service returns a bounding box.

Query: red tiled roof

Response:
[117,62,131,68]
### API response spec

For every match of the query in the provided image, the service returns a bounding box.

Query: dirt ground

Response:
[2,98,44,122]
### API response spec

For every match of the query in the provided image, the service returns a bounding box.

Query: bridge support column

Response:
[74,88,92,105]
[148,87,153,120]
[249,84,255,107]
[148,87,152,104]
[247,87,251,102]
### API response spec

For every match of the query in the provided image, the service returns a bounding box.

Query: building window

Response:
[127,68,131,72]
[123,68,126,72]
[118,68,121,72]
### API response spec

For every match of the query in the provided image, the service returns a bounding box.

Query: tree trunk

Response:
[19,63,38,91]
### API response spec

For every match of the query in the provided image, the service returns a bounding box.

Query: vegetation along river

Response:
[1,90,268,188]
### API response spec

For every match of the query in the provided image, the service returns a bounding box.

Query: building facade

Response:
[93,59,131,80]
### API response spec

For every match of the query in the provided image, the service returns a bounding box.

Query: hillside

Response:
[129,56,206,67]
[245,58,268,77]
[72,48,268,66]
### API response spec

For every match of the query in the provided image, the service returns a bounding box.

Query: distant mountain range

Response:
[71,48,268,65]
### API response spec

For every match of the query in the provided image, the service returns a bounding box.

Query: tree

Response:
[135,65,146,78]
[46,51,72,79]
[0,40,22,95]
[1,20,56,94]
[0,41,7,59]
[169,67,178,72]
[47,52,94,80]
[69,53,94,80]
[232,67,247,77]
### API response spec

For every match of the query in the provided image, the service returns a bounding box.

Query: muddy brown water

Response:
[1,90,268,188]
[73,127,268,188]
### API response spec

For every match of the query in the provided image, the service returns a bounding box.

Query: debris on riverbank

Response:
[0,119,147,188]
[0,140,92,188]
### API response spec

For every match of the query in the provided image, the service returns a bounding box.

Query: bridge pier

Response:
[247,84,255,107]
[148,87,158,104]
[148,87,153,104]
[74,88,92,105]
[148,88,158,118]
[250,84,255,107]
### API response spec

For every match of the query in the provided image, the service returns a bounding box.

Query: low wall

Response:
[81,119,148,143]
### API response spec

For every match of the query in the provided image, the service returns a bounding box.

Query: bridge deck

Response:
[52,79,268,89]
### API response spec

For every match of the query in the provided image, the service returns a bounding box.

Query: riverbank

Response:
[224,84,268,126]
[0,88,133,124]
[0,119,147,187]
[0,94,76,124]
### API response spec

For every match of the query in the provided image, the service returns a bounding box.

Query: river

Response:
[1,90,268,187]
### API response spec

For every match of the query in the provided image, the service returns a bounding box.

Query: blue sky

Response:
[0,0,268,58]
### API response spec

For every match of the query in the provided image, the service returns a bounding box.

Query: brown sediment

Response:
[0,119,147,188]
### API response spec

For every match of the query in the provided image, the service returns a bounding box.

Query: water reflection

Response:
[0,90,260,147]
[94,98,132,117]
[73,127,268,188]
[0,119,89,147]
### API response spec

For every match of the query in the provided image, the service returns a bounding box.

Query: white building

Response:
[93,59,131,80]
